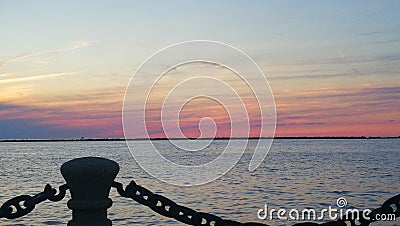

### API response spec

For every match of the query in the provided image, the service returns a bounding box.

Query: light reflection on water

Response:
[0,139,399,225]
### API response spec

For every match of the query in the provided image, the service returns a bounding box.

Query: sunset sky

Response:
[1,1,399,139]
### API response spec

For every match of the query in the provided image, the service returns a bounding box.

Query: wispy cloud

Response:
[0,87,124,139]
[45,40,96,58]
[275,83,400,131]
[0,72,73,84]
[368,39,400,45]
[277,84,400,101]
[270,72,348,80]
[0,40,95,68]
[340,53,359,75]
[64,40,94,51]
[358,31,382,36]
[0,52,40,68]
[0,73,12,77]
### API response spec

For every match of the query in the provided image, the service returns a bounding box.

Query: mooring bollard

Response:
[61,157,119,226]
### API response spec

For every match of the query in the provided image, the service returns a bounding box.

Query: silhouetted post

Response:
[61,157,119,226]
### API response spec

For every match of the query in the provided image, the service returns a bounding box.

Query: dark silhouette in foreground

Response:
[0,157,399,225]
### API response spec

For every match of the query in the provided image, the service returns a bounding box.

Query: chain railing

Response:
[0,184,68,219]
[0,157,399,226]
[112,180,400,226]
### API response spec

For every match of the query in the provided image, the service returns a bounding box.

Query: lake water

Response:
[0,139,399,225]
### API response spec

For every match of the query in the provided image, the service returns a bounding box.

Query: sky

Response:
[0,0,399,139]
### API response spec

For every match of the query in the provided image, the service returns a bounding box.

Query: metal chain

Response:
[112,181,399,226]
[0,184,68,219]
[112,181,261,226]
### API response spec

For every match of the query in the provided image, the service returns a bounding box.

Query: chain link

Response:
[0,184,68,219]
[113,181,399,226]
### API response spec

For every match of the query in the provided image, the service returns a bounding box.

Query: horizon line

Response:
[1,136,400,142]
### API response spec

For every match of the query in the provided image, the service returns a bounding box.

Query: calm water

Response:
[0,139,399,225]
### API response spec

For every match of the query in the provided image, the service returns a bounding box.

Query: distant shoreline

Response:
[1,136,399,142]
